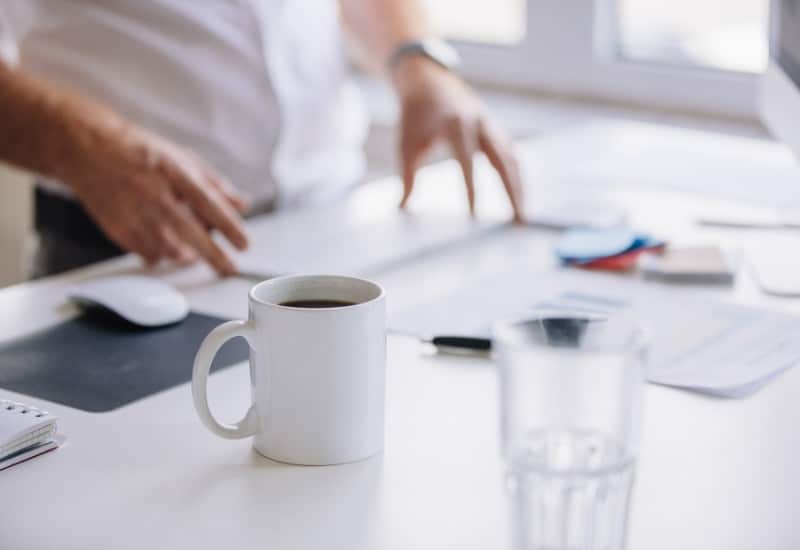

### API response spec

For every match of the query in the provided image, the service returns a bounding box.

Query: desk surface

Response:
[3,120,800,550]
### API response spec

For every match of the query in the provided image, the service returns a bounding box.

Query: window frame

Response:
[448,0,761,120]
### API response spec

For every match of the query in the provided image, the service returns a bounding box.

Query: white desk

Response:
[3,120,800,550]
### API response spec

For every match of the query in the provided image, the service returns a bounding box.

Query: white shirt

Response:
[0,0,368,208]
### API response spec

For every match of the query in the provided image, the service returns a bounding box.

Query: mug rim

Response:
[249,274,385,311]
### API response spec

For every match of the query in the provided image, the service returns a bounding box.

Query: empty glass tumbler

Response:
[495,315,648,550]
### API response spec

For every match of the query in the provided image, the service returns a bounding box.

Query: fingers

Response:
[222,187,250,214]
[399,132,433,210]
[96,206,161,266]
[195,156,251,214]
[106,214,208,272]
[107,225,161,267]
[144,158,244,275]
[183,181,249,250]
[156,224,198,265]
[114,217,196,269]
[401,111,527,226]
[159,194,238,276]
[130,229,162,266]
[446,118,478,216]
[400,148,421,210]
[162,161,249,251]
[208,174,250,214]
[478,120,525,224]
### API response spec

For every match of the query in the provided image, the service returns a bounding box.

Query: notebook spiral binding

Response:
[1,399,51,419]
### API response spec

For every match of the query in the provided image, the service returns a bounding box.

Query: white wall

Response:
[0,162,32,287]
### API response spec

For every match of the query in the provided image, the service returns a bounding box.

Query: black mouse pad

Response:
[0,311,250,412]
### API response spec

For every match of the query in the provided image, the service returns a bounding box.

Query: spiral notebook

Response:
[0,399,62,471]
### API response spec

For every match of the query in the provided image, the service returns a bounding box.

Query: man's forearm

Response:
[0,58,137,185]
[339,0,433,68]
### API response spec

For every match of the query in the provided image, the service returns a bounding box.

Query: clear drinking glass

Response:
[494,315,648,550]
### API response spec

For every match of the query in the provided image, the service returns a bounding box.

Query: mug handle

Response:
[192,320,260,439]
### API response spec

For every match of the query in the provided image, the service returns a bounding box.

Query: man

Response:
[0,1,523,277]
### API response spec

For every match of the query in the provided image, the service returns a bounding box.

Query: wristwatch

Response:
[388,38,461,72]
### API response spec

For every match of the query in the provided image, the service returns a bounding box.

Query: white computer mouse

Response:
[68,275,190,327]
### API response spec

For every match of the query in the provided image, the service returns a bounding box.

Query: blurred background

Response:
[425,0,767,73]
[418,0,768,112]
[0,1,773,286]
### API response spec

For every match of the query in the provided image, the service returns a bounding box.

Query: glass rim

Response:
[493,312,650,355]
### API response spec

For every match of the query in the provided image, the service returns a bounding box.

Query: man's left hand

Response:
[391,56,524,223]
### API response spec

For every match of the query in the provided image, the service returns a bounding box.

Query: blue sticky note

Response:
[555,227,638,261]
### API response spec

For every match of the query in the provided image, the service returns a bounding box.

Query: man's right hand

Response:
[66,125,249,276]
[0,58,249,277]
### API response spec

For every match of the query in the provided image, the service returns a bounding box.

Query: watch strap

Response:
[387,39,461,71]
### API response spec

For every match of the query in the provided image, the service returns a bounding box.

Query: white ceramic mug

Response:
[192,275,386,466]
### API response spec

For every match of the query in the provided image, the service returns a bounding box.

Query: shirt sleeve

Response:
[0,4,19,64]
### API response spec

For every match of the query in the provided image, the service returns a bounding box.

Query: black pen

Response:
[425,335,493,354]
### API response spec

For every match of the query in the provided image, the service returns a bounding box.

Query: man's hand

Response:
[392,56,524,223]
[339,0,524,221]
[0,58,248,277]
[67,126,249,276]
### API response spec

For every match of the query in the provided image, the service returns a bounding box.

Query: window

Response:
[423,0,526,45]
[616,0,769,73]
[431,0,770,119]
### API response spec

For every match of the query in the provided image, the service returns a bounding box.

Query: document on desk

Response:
[232,179,505,278]
[235,204,501,278]
[389,270,800,398]
[231,165,626,278]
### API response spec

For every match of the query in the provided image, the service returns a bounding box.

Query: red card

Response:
[577,245,666,272]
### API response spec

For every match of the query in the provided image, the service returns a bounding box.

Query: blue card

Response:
[555,227,638,262]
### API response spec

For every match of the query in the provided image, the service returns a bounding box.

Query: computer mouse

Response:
[68,275,190,328]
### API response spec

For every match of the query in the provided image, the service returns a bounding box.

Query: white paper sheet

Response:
[388,270,800,398]
[232,176,506,278]
[235,205,501,278]
[232,170,630,279]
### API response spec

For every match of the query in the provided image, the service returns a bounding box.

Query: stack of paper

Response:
[388,270,800,398]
